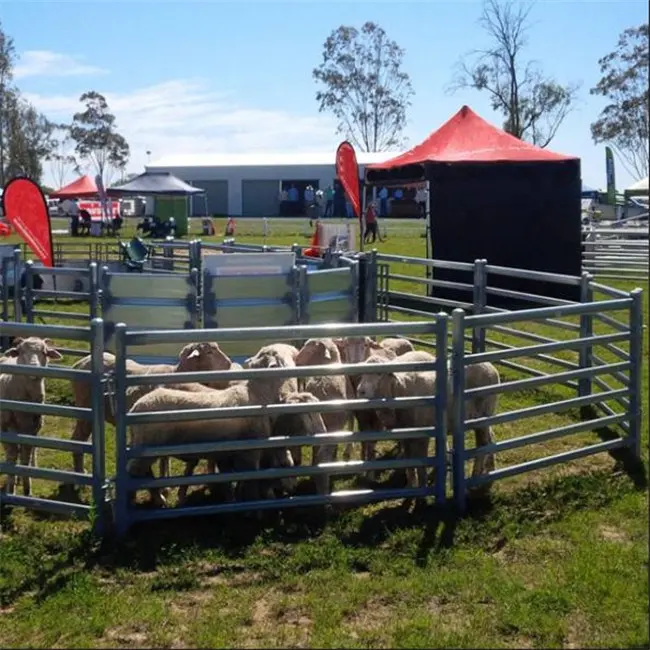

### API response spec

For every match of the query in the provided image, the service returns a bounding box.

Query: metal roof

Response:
[147,151,402,169]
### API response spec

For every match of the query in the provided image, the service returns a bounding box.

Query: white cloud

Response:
[25,78,340,186]
[13,50,108,80]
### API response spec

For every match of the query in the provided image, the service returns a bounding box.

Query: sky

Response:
[1,0,648,190]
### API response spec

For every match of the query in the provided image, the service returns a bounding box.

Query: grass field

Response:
[1,218,648,649]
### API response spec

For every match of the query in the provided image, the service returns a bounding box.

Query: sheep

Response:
[356,350,438,490]
[333,336,411,471]
[295,338,355,488]
[243,343,300,399]
[1,337,62,496]
[356,352,501,487]
[127,349,291,508]
[271,391,329,494]
[68,341,234,475]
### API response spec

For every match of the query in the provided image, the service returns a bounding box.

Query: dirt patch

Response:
[564,612,594,648]
[427,597,475,634]
[598,525,630,544]
[169,590,214,617]
[102,624,150,647]
[194,563,263,589]
[345,597,395,633]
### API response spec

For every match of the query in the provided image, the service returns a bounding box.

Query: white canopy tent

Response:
[624,176,648,197]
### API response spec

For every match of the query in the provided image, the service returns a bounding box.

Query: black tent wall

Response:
[419,158,582,311]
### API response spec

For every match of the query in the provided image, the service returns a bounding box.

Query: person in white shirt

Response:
[415,185,428,219]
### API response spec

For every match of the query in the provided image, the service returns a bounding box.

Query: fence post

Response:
[451,308,467,513]
[89,318,107,536]
[628,288,644,459]
[88,262,98,320]
[366,250,378,323]
[296,264,309,325]
[12,248,21,322]
[578,272,594,403]
[190,267,200,328]
[349,261,360,323]
[472,259,487,353]
[24,260,35,324]
[113,323,129,538]
[434,312,449,504]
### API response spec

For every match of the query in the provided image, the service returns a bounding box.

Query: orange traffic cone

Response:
[303,222,322,257]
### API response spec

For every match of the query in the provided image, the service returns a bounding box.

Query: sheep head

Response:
[355,354,399,431]
[245,350,288,399]
[177,342,232,373]
[295,338,341,366]
[4,337,62,366]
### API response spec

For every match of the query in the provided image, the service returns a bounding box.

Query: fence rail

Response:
[0,245,645,538]
[582,227,649,281]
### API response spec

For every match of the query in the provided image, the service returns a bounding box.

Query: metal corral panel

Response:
[203,252,296,276]
[203,254,298,360]
[242,180,280,217]
[102,273,195,362]
[191,180,228,216]
[306,267,355,324]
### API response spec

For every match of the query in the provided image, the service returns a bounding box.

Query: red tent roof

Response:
[368,105,577,170]
[50,175,98,199]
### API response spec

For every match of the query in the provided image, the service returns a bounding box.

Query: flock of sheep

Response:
[1,333,501,509]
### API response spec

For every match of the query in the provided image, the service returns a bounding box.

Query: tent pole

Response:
[425,179,432,282]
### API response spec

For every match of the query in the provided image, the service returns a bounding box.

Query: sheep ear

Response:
[323,347,332,361]
[12,337,24,346]
[46,347,63,360]
[186,349,201,360]
[5,347,19,358]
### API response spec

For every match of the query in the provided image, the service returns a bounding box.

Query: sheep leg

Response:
[2,443,18,495]
[176,458,199,507]
[313,444,336,495]
[471,426,496,479]
[20,445,35,497]
[71,419,92,475]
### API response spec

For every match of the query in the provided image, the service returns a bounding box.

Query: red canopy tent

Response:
[365,105,582,307]
[50,175,98,199]
[367,105,575,175]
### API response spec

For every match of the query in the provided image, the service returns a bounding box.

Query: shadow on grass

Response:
[581,404,648,490]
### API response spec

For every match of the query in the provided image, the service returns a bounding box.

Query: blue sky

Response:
[2,0,648,188]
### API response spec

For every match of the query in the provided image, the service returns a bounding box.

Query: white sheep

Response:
[243,343,300,399]
[69,341,235,475]
[356,350,438,490]
[356,352,501,486]
[127,349,291,508]
[1,337,62,496]
[295,338,355,489]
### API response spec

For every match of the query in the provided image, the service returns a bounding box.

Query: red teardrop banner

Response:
[2,177,54,267]
[335,141,361,220]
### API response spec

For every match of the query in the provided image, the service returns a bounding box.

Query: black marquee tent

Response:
[365,105,582,308]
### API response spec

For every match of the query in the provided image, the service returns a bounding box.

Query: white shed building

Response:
[145,151,400,217]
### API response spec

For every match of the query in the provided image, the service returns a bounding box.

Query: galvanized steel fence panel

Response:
[0,319,108,534]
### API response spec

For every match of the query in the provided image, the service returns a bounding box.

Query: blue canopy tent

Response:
[581,181,599,199]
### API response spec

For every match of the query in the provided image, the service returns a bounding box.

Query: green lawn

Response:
[0,218,648,649]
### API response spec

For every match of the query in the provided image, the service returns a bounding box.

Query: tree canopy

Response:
[69,91,130,185]
[590,23,649,180]
[313,21,414,152]
[449,0,580,148]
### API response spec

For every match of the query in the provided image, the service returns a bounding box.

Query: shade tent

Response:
[624,176,648,197]
[366,105,582,307]
[108,171,206,238]
[107,171,204,196]
[50,175,98,199]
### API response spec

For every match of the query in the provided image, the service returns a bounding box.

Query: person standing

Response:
[324,184,334,218]
[363,200,383,244]
[378,186,388,218]
[61,198,80,236]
